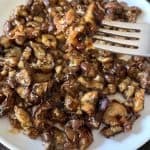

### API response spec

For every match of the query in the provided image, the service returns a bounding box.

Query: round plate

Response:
[0,1,150,150]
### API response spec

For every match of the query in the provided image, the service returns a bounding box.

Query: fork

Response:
[93,20,150,57]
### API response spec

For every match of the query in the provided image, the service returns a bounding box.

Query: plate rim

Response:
[0,0,150,150]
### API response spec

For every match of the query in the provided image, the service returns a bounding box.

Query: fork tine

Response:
[98,28,141,38]
[102,20,144,30]
[94,35,139,46]
[93,42,142,56]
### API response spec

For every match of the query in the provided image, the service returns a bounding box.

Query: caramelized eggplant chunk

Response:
[0,84,14,117]
[103,101,128,126]
[65,120,93,150]
[118,77,139,99]
[14,106,32,129]
[133,89,145,113]
[101,100,136,137]
[16,69,31,86]
[33,101,53,129]
[80,91,99,115]
[86,95,109,129]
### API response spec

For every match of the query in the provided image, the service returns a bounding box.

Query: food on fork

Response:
[0,0,149,149]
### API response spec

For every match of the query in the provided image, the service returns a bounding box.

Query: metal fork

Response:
[93,20,150,57]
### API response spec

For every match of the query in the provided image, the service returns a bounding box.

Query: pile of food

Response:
[0,0,149,149]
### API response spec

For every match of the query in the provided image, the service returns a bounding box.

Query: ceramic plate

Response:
[0,0,150,150]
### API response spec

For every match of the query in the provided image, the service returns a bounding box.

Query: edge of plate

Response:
[0,1,150,150]
[0,137,19,150]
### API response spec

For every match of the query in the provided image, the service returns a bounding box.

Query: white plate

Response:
[0,0,150,150]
